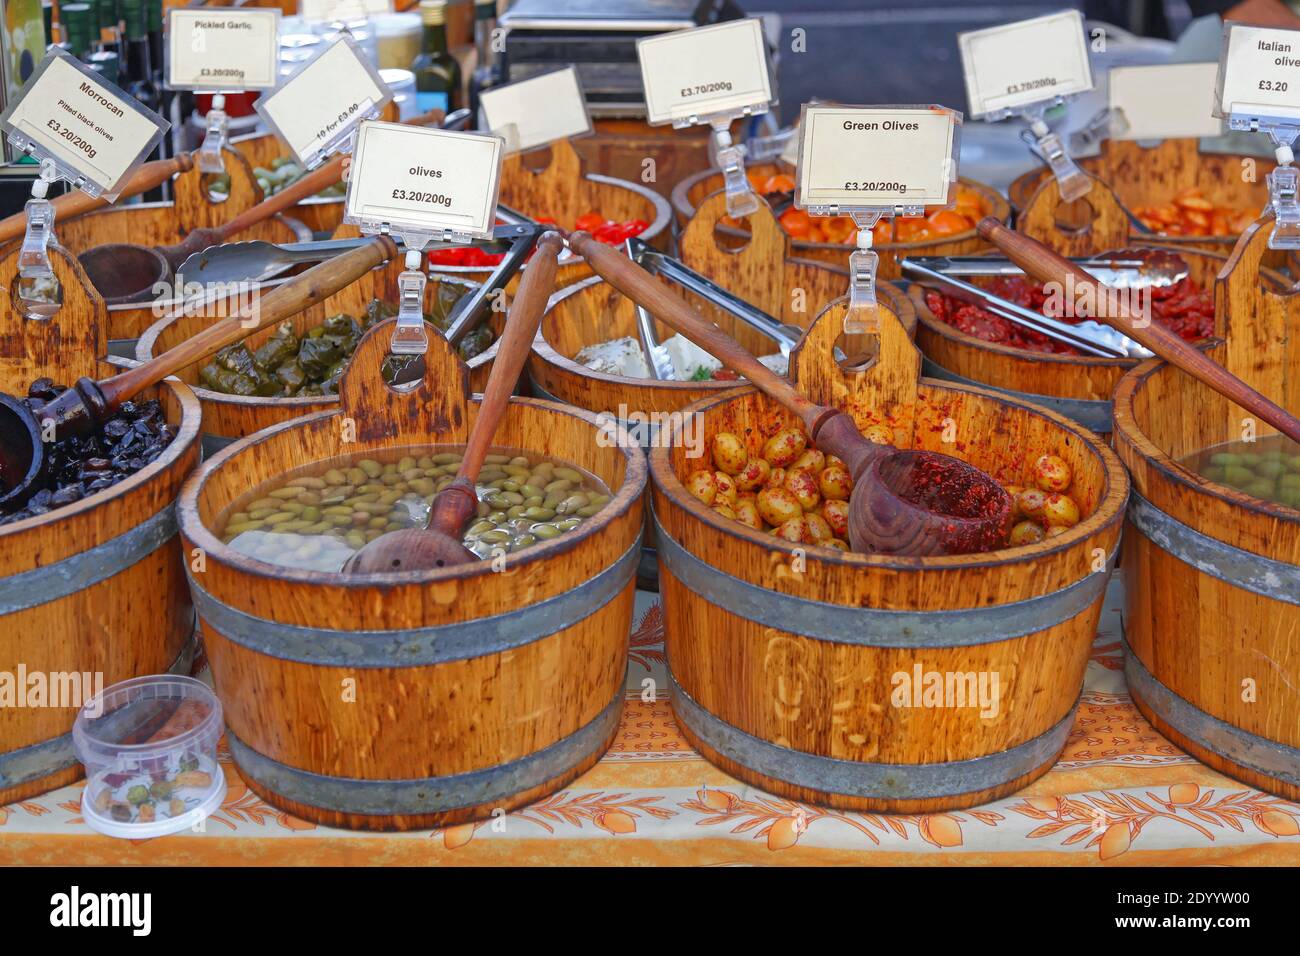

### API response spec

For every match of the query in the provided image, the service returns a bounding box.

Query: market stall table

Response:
[1,581,1297,865]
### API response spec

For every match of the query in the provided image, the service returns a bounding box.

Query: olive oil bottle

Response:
[411,0,461,115]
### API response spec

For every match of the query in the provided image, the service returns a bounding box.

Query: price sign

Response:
[637,18,773,126]
[166,8,280,91]
[958,10,1093,118]
[0,49,168,198]
[344,121,502,241]
[795,105,959,212]
[1215,23,1300,123]
[300,0,393,22]
[1110,63,1222,140]
[479,66,591,153]
[256,37,392,167]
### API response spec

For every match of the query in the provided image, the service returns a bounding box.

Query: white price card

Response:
[958,10,1093,118]
[256,36,392,167]
[795,105,960,211]
[637,18,773,126]
[479,66,591,154]
[166,8,280,91]
[0,49,168,198]
[1215,23,1300,123]
[300,0,393,22]
[1110,63,1222,140]
[344,121,503,241]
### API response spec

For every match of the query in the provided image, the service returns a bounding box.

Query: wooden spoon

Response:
[0,153,197,245]
[978,217,1300,444]
[342,232,565,574]
[0,235,399,513]
[566,230,1013,556]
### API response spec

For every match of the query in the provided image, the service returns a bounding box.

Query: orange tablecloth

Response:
[2,581,1298,866]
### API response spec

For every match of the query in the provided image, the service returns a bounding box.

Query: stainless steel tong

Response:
[900,251,1186,359]
[624,237,802,379]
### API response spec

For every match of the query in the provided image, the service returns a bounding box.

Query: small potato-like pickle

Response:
[217,448,612,572]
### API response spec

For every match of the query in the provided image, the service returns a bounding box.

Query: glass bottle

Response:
[468,0,497,121]
[411,0,462,115]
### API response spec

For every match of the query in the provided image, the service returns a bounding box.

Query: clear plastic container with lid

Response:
[73,675,226,839]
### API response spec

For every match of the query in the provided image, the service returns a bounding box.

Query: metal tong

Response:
[901,253,1177,359]
[624,236,802,380]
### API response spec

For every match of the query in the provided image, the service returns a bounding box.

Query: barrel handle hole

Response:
[1054,197,1095,235]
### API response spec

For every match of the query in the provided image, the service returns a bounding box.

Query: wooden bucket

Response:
[53,145,309,353]
[1007,138,1285,265]
[0,246,201,805]
[177,317,647,830]
[670,160,1010,278]
[137,259,498,458]
[649,300,1129,812]
[1112,219,1300,801]
[230,128,354,236]
[911,176,1286,435]
[337,139,673,293]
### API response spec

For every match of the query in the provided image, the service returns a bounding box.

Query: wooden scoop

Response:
[978,217,1300,444]
[342,232,565,574]
[566,230,1013,556]
[0,153,197,245]
[0,236,399,513]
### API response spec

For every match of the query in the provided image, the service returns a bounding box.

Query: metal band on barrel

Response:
[0,636,198,790]
[188,536,641,667]
[654,512,1113,647]
[225,692,624,816]
[1127,490,1300,606]
[669,673,1073,801]
[0,503,178,615]
[922,358,1114,433]
[1124,642,1300,787]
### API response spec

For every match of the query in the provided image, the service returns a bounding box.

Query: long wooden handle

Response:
[978,217,1300,444]
[458,232,564,483]
[566,230,829,435]
[99,235,399,409]
[0,153,194,244]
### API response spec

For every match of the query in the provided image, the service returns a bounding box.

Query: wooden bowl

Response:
[0,246,201,805]
[648,299,1129,812]
[138,265,496,457]
[1112,217,1300,802]
[912,175,1292,434]
[671,160,1010,278]
[177,317,646,830]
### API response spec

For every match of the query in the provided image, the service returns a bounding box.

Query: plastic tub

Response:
[73,676,226,839]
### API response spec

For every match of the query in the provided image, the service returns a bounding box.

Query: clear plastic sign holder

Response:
[255,35,390,170]
[1229,114,1300,249]
[1068,107,1132,154]
[1,49,169,302]
[676,107,765,218]
[1002,99,1092,202]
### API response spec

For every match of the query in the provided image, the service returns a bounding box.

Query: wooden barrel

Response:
[1112,218,1300,801]
[177,317,647,830]
[0,246,201,806]
[336,139,672,293]
[911,176,1287,434]
[649,301,1129,811]
[137,260,498,458]
[51,145,309,354]
[671,160,1009,278]
[1007,138,1287,266]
